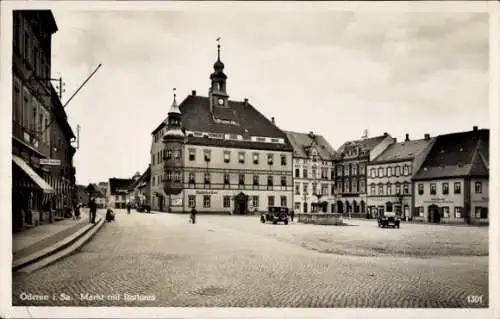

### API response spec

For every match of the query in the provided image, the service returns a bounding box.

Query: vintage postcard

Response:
[1,1,498,318]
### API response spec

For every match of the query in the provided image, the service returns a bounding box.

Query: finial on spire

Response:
[216,37,221,61]
[173,87,176,102]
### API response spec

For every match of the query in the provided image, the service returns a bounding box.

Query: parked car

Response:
[136,204,151,213]
[260,206,289,225]
[378,211,400,228]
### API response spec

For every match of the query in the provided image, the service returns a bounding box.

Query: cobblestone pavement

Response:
[12,211,488,308]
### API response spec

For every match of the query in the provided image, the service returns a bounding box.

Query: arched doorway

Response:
[321,201,328,213]
[234,192,249,215]
[428,204,440,223]
[337,201,344,214]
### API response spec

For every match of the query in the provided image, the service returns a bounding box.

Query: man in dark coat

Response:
[190,208,197,224]
[89,198,97,224]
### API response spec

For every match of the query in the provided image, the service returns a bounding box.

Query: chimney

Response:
[309,131,314,139]
[405,133,410,142]
[244,98,248,105]
[383,132,388,136]
[424,134,430,140]
[192,90,196,96]
[473,126,478,131]
[271,117,275,124]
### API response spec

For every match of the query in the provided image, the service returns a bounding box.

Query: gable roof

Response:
[152,95,293,152]
[284,131,336,160]
[334,135,389,160]
[86,183,105,197]
[109,178,134,195]
[413,128,489,180]
[371,137,436,164]
[131,166,151,190]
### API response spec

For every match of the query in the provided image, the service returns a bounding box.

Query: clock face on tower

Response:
[218,98,224,105]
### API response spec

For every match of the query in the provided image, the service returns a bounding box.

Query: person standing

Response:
[290,210,295,222]
[89,198,97,224]
[190,208,197,224]
[127,202,131,215]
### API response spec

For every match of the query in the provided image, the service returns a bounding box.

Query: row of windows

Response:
[152,173,290,186]
[368,164,411,178]
[192,149,288,166]
[13,78,51,144]
[416,182,482,195]
[413,206,488,219]
[13,13,51,82]
[335,180,366,194]
[369,182,410,196]
[294,159,333,166]
[294,202,335,213]
[115,195,126,201]
[335,162,367,177]
[295,167,334,180]
[187,195,287,209]
[295,183,334,196]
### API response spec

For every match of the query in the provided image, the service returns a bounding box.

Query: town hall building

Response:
[150,43,294,214]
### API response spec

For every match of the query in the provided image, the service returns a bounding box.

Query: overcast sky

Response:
[49,6,489,185]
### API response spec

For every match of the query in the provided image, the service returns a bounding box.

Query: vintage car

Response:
[378,211,400,228]
[260,206,289,225]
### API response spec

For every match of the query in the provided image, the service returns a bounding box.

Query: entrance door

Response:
[428,205,440,223]
[234,192,248,215]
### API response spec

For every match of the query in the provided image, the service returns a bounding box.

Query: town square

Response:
[3,1,496,318]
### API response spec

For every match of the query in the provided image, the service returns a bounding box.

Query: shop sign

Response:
[423,197,453,204]
[195,190,217,195]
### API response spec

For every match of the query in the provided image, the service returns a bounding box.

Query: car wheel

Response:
[273,221,277,225]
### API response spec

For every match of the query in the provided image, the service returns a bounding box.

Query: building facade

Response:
[412,127,489,224]
[333,133,394,217]
[285,131,336,214]
[150,43,294,214]
[107,178,134,209]
[12,10,77,231]
[366,133,436,220]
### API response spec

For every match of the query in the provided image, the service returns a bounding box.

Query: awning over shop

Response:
[12,155,55,194]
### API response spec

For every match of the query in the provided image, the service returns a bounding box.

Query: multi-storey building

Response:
[285,131,336,214]
[333,133,394,217]
[129,166,151,208]
[97,181,108,206]
[107,178,134,209]
[412,126,489,224]
[366,133,436,219]
[12,10,76,231]
[150,43,294,214]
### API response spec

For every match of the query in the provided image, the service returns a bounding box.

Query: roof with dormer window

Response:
[413,128,489,180]
[284,131,336,160]
[334,135,390,160]
[371,137,436,164]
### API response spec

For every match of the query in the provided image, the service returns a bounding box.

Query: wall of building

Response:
[470,178,489,222]
[413,178,465,222]
[150,130,167,211]
[293,157,335,213]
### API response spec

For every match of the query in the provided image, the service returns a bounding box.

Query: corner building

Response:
[150,44,294,214]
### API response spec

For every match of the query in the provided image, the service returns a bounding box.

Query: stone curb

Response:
[13,215,105,273]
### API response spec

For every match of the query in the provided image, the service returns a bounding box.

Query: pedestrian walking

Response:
[290,210,295,222]
[89,198,97,224]
[190,208,197,224]
[127,202,131,215]
[74,202,81,220]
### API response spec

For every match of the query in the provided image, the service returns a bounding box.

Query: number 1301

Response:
[467,295,483,304]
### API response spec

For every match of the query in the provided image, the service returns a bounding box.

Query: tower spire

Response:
[216,37,221,61]
[168,87,180,114]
